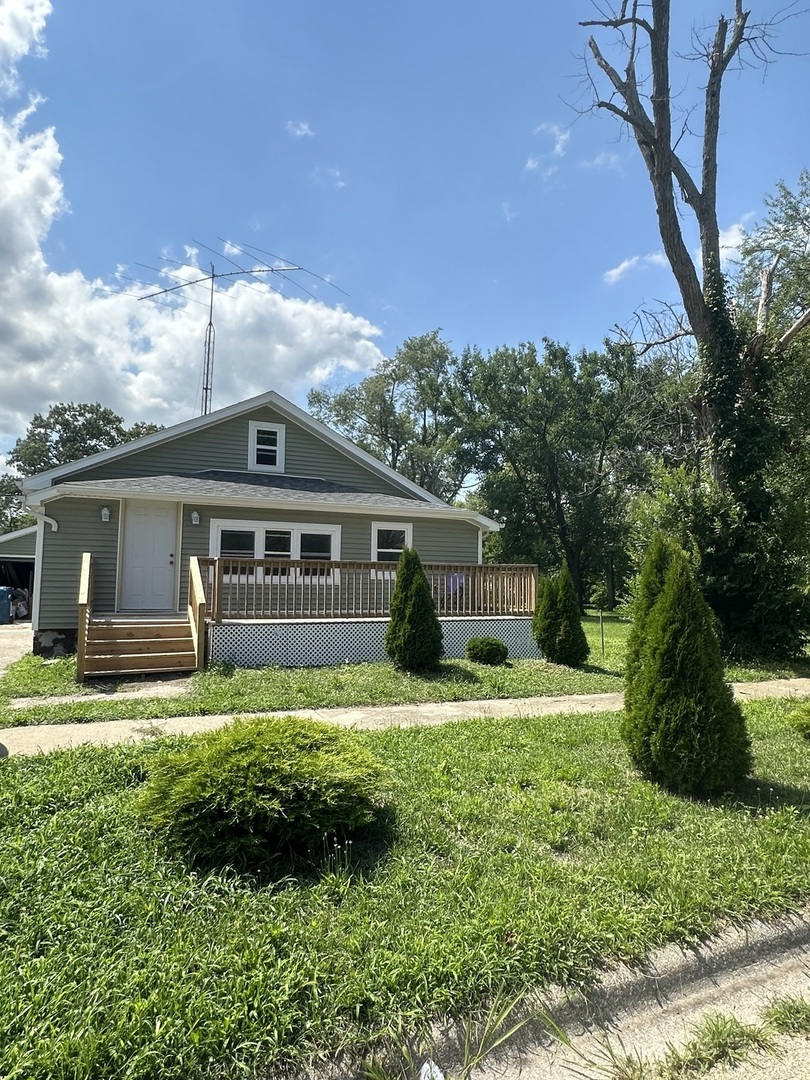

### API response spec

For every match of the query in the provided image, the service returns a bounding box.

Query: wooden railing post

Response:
[76,552,94,683]
[187,556,207,671]
[213,558,223,623]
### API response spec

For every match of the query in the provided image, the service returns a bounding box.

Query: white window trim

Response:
[248,421,286,474]
[371,520,413,577]
[210,518,341,583]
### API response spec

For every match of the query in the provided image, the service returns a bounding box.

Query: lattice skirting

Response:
[208,617,540,668]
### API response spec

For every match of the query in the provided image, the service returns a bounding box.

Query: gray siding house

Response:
[21,391,538,675]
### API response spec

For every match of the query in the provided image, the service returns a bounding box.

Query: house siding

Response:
[64,406,421,500]
[38,498,121,629]
[177,503,480,605]
[0,530,36,558]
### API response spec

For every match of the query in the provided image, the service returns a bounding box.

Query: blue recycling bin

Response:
[0,587,13,625]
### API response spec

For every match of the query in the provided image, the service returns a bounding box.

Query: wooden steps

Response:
[82,617,198,677]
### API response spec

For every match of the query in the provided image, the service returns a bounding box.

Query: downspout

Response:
[26,506,59,532]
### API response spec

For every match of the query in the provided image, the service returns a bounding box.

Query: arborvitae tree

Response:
[623,533,678,725]
[555,561,590,668]
[623,551,752,797]
[532,574,560,660]
[533,564,589,668]
[384,547,443,672]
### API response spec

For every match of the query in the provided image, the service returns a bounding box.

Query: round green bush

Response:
[136,716,387,867]
[465,636,508,665]
[788,701,810,740]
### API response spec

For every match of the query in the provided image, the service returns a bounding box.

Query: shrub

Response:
[532,563,589,668]
[788,701,810,740]
[136,716,387,867]
[622,550,752,796]
[466,636,508,665]
[623,532,678,724]
[384,547,443,672]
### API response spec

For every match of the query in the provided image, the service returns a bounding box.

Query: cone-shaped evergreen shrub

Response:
[136,716,387,868]
[533,564,589,667]
[624,533,679,722]
[532,574,560,659]
[555,561,589,668]
[623,552,752,796]
[384,546,443,672]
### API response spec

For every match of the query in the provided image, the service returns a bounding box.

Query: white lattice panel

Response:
[208,617,538,668]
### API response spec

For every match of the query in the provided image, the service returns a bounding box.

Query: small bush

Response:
[623,549,752,797]
[384,547,443,672]
[788,700,810,740]
[136,716,387,868]
[466,636,508,665]
[532,563,589,668]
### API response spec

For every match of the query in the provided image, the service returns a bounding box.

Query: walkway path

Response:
[2,678,809,759]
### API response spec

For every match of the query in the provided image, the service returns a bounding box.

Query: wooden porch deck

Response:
[75,555,538,680]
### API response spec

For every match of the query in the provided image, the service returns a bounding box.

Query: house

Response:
[20,391,538,677]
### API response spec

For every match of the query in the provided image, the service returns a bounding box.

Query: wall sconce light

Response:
[100,506,111,522]
[190,510,200,525]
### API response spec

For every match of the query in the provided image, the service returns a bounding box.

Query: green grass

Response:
[1,698,809,1079]
[1,613,807,729]
[660,1013,775,1077]
[763,994,810,1035]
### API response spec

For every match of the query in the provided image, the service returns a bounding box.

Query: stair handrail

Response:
[187,556,207,671]
[76,552,94,683]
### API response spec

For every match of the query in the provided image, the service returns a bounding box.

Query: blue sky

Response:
[1,0,808,455]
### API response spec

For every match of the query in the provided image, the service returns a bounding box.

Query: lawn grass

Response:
[1,698,809,1079]
[1,613,807,729]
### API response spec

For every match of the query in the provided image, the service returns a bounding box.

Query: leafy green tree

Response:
[623,548,751,797]
[455,339,657,604]
[7,402,163,476]
[384,547,443,672]
[308,330,465,502]
[0,475,34,535]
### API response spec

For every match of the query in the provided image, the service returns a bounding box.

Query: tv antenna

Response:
[136,241,345,415]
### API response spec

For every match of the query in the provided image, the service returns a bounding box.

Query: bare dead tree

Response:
[582,1,810,480]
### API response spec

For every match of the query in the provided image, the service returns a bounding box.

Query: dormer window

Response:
[248,421,285,473]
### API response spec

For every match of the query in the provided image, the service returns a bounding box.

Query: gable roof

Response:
[21,390,446,507]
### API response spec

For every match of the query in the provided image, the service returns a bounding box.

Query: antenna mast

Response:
[201,264,216,415]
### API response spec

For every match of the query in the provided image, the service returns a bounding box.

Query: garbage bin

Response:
[0,586,13,625]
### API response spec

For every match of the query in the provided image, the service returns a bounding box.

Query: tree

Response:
[622,547,751,797]
[582,2,810,655]
[0,475,34,535]
[455,338,661,605]
[308,331,465,502]
[384,547,444,672]
[7,402,163,476]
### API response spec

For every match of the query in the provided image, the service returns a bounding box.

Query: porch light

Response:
[100,506,111,522]
[190,510,200,525]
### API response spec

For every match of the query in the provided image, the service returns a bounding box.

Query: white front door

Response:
[119,501,178,610]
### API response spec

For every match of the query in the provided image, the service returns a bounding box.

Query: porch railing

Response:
[198,558,538,622]
[187,556,207,669]
[76,551,94,682]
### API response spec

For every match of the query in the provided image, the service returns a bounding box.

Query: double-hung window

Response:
[371,521,413,576]
[248,421,285,473]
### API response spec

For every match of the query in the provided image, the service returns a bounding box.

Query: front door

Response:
[119,501,178,610]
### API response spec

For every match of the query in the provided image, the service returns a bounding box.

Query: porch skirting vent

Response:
[208,616,539,668]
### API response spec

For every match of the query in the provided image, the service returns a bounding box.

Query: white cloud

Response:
[580,151,621,171]
[502,201,516,223]
[602,252,667,285]
[0,0,50,94]
[0,26,382,453]
[533,121,570,158]
[285,120,315,137]
[524,156,540,172]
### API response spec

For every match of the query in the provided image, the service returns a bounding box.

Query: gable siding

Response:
[0,531,36,558]
[64,407,422,500]
[38,498,120,629]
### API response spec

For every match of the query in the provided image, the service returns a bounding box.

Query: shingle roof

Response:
[62,470,431,510]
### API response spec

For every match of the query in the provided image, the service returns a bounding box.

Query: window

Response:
[210,519,340,581]
[248,421,285,473]
[372,521,413,575]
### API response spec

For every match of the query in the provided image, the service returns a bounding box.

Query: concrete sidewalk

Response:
[1,678,809,759]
